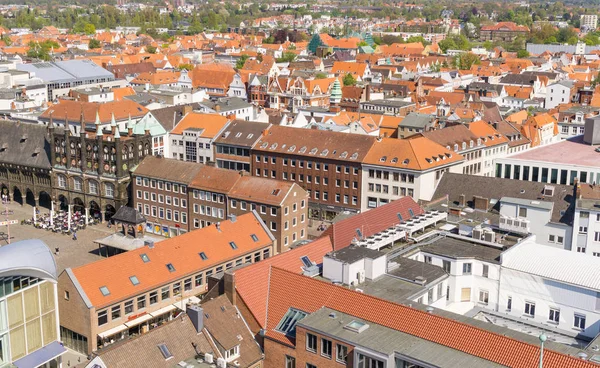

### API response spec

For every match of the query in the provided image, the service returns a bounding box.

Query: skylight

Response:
[408,208,415,217]
[301,256,313,268]
[129,276,140,286]
[275,308,308,337]
[140,253,150,263]
[356,228,363,239]
[157,344,173,360]
[229,241,238,250]
[199,252,208,260]
[251,234,259,242]
[344,320,369,333]
[397,213,403,222]
[166,263,176,272]
[99,286,110,296]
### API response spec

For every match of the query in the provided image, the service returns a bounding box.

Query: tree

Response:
[453,53,481,70]
[236,54,249,69]
[83,23,96,35]
[276,52,296,63]
[146,45,157,54]
[343,73,357,86]
[315,72,327,79]
[179,63,193,71]
[517,49,530,58]
[88,39,101,49]
[438,38,457,53]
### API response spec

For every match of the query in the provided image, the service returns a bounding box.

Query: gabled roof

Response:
[321,198,424,251]
[254,125,376,163]
[133,155,204,184]
[363,136,463,171]
[40,100,148,124]
[233,237,333,327]
[68,211,273,309]
[261,267,594,368]
[0,120,51,169]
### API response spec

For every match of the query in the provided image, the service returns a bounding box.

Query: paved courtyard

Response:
[0,201,113,273]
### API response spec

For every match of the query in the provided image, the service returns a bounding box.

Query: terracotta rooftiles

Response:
[321,198,424,251]
[262,267,596,368]
[69,212,274,309]
[170,112,230,138]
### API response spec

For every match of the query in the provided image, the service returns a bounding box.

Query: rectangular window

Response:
[306,333,317,352]
[549,308,560,323]
[478,290,489,305]
[482,264,489,278]
[285,356,296,368]
[525,301,535,317]
[98,310,108,326]
[161,286,170,301]
[124,300,133,315]
[443,260,451,273]
[518,207,527,218]
[507,296,512,311]
[321,338,332,359]
[335,344,348,363]
[137,295,146,310]
[111,305,121,320]
[574,314,586,330]
[462,263,472,275]
[149,291,158,305]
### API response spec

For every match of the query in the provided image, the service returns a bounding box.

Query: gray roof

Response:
[526,43,600,55]
[387,257,448,285]
[400,112,434,129]
[214,119,268,148]
[111,206,146,224]
[16,59,114,84]
[297,307,505,368]
[499,74,538,86]
[327,246,385,264]
[0,239,57,280]
[431,173,574,225]
[361,99,415,108]
[149,103,201,132]
[419,236,503,264]
[468,82,504,95]
[0,120,51,169]
[199,97,252,112]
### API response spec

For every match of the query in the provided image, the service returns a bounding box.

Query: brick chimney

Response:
[473,196,489,212]
[459,194,466,207]
[183,104,193,116]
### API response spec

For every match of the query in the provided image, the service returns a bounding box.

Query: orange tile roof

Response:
[70,212,274,308]
[41,100,148,124]
[363,136,464,170]
[171,112,229,137]
[504,85,533,99]
[131,71,181,85]
[468,121,509,147]
[261,268,595,368]
[112,86,136,101]
[505,110,529,125]
[331,61,367,78]
[233,237,333,327]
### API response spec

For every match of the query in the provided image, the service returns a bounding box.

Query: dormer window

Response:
[224,345,240,362]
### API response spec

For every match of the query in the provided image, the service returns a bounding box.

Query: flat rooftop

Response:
[417,235,503,264]
[504,136,600,168]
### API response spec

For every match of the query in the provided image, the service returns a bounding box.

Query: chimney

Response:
[215,104,221,112]
[144,240,155,249]
[473,196,490,212]
[224,272,237,305]
[228,214,237,223]
[183,104,193,116]
[186,304,204,333]
[574,177,582,199]
[216,222,221,232]
[365,83,371,102]
[459,194,466,207]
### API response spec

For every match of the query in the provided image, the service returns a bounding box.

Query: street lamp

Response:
[539,333,547,368]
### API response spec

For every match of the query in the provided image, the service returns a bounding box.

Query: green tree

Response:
[276,52,296,63]
[179,63,193,71]
[83,23,96,35]
[452,53,481,70]
[146,45,157,54]
[236,54,249,69]
[343,73,357,86]
[516,49,530,58]
[88,39,101,49]
[315,72,327,79]
[438,38,457,53]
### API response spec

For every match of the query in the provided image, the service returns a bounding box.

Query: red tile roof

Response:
[70,212,273,309]
[263,267,596,368]
[320,197,424,250]
[233,237,333,327]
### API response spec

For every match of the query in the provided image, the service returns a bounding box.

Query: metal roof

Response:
[0,239,57,281]
[16,59,114,83]
[502,240,600,291]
